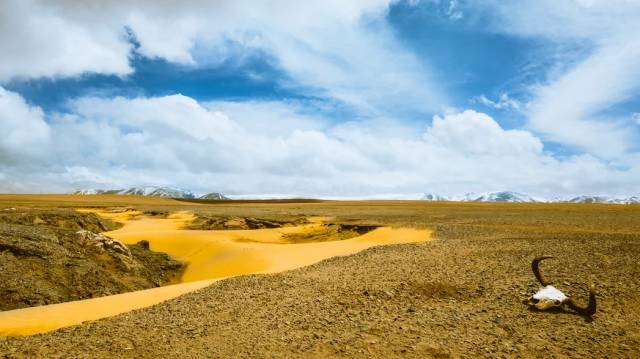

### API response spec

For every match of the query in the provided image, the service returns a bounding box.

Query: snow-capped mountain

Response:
[199,192,229,200]
[466,191,540,203]
[73,186,196,199]
[421,191,640,204]
[613,196,640,204]
[72,187,640,204]
[567,195,640,204]
[73,189,103,195]
[73,189,124,195]
[120,187,196,198]
[422,191,540,203]
[421,193,450,201]
[567,195,611,204]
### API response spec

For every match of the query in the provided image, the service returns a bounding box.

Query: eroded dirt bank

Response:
[0,208,183,311]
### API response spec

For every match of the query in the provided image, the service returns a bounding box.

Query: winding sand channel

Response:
[0,210,431,336]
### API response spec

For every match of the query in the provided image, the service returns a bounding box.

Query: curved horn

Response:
[532,256,554,286]
[565,285,597,316]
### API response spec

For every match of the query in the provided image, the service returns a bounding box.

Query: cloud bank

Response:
[1,87,637,197]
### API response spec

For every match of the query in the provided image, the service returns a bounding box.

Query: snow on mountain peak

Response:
[73,186,198,199]
[467,191,539,203]
[422,191,540,202]
[199,193,230,200]
[72,188,640,204]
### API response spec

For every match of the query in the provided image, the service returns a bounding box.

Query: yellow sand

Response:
[0,210,430,336]
[0,279,217,336]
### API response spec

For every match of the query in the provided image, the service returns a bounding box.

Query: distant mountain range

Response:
[421,191,640,204]
[72,187,639,204]
[73,186,229,200]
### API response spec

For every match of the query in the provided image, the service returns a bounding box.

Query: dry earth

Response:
[0,207,183,310]
[0,197,639,358]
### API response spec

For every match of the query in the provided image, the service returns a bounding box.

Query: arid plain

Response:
[0,195,639,358]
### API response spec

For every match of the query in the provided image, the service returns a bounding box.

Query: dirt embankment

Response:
[282,224,380,243]
[0,208,183,311]
[185,214,309,230]
[185,214,380,243]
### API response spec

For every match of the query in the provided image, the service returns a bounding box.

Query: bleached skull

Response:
[526,256,597,316]
[528,285,568,311]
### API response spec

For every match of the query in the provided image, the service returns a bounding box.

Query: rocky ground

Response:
[0,200,639,358]
[185,214,308,230]
[282,223,380,243]
[0,208,183,310]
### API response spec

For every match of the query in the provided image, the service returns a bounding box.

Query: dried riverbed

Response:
[0,209,430,336]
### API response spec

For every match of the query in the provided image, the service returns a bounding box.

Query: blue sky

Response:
[8,1,543,121]
[1,0,639,198]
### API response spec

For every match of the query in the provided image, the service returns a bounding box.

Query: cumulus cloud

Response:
[0,1,132,81]
[424,110,542,156]
[1,88,638,197]
[0,87,51,161]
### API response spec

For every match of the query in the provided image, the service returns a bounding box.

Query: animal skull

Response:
[526,256,597,316]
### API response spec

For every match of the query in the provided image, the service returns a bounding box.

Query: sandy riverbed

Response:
[0,210,430,336]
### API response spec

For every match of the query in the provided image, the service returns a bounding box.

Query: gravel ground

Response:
[1,201,639,358]
[1,237,638,357]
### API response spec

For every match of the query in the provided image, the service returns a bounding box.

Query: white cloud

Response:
[204,100,329,137]
[424,110,542,156]
[475,94,521,111]
[0,87,51,161]
[1,89,638,197]
[69,95,239,142]
[527,40,640,157]
[0,0,446,115]
[475,0,640,158]
[0,1,132,81]
[446,1,464,20]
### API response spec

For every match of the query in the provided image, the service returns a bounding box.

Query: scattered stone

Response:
[76,230,132,257]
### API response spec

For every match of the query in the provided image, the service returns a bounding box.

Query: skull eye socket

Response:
[554,300,561,305]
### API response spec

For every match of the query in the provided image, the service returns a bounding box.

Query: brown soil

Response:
[1,199,639,358]
[282,224,380,243]
[0,208,183,310]
[185,214,308,230]
[0,208,122,232]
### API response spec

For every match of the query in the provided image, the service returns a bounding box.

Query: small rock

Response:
[137,240,150,250]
